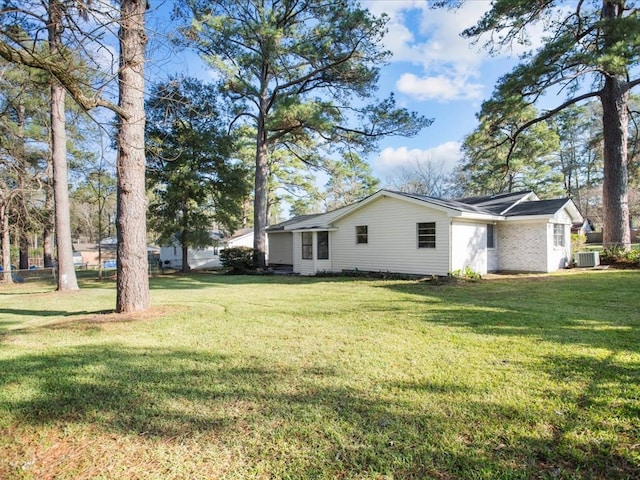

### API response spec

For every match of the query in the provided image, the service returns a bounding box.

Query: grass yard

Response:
[0,270,639,479]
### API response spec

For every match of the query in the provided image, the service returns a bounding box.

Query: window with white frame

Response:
[553,224,565,247]
[417,222,436,248]
[356,225,368,244]
[317,231,329,259]
[487,224,495,249]
[302,232,313,259]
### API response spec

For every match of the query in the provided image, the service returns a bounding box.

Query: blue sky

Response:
[146,1,535,184]
[362,0,535,182]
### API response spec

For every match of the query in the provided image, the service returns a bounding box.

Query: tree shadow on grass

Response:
[520,352,640,479]
[373,274,640,478]
[1,341,638,478]
[153,271,347,288]
[378,273,640,353]
[0,308,111,319]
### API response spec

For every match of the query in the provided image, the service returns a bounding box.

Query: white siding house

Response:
[450,221,488,274]
[267,231,293,265]
[267,190,583,277]
[325,195,452,276]
[160,244,222,270]
[160,228,256,270]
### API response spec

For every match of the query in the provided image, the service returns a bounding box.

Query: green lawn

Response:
[1,270,639,479]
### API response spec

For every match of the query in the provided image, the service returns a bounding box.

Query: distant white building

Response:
[159,229,257,270]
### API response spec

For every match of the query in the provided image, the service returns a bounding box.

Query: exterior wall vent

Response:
[575,251,600,268]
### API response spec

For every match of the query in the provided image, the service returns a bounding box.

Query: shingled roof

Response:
[390,191,501,215]
[266,213,321,232]
[502,198,573,217]
[268,189,581,231]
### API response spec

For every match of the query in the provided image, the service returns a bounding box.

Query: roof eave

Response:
[290,227,338,233]
[563,200,584,223]
[503,214,556,222]
[456,212,504,221]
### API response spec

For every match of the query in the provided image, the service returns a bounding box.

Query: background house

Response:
[267,190,583,276]
[159,229,255,270]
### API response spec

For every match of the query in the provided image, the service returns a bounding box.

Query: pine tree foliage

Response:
[460,105,562,197]
[437,0,640,248]
[177,0,431,267]
[145,77,250,272]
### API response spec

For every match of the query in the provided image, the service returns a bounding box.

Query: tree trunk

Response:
[19,230,29,270]
[181,244,190,273]
[15,101,31,272]
[49,0,79,290]
[600,0,631,250]
[181,223,190,273]
[116,0,149,313]
[51,81,79,289]
[43,175,54,268]
[601,76,631,249]
[0,202,12,284]
[253,93,269,269]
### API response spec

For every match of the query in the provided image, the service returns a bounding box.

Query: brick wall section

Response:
[497,222,549,272]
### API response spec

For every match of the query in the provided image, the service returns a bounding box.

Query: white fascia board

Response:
[503,215,555,222]
[283,204,360,231]
[504,201,583,224]
[454,212,503,221]
[382,191,463,215]
[283,218,335,231]
[563,200,584,223]
[498,191,539,215]
[290,227,338,233]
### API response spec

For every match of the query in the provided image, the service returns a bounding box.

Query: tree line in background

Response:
[393,98,640,232]
[396,0,640,245]
[2,1,640,313]
[1,0,151,312]
[0,0,428,310]
[444,0,640,248]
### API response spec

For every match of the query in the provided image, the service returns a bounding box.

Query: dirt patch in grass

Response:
[50,306,183,328]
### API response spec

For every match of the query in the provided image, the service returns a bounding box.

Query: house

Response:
[265,214,319,266]
[159,228,255,270]
[224,228,255,249]
[266,189,583,276]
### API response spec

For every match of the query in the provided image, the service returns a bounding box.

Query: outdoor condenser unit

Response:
[575,251,600,268]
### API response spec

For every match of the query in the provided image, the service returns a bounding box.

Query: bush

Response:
[448,266,482,281]
[571,233,586,254]
[219,247,257,274]
[600,247,640,267]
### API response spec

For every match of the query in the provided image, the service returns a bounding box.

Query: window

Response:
[302,232,313,259]
[553,224,565,247]
[317,231,329,259]
[487,224,495,249]
[417,222,436,248]
[356,225,368,244]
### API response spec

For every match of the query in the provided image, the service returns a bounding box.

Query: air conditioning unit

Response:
[575,251,600,268]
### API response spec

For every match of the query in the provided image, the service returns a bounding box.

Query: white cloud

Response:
[373,1,489,70]
[396,73,483,101]
[373,142,462,176]
[366,1,491,102]
[366,0,428,18]
[367,1,549,103]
